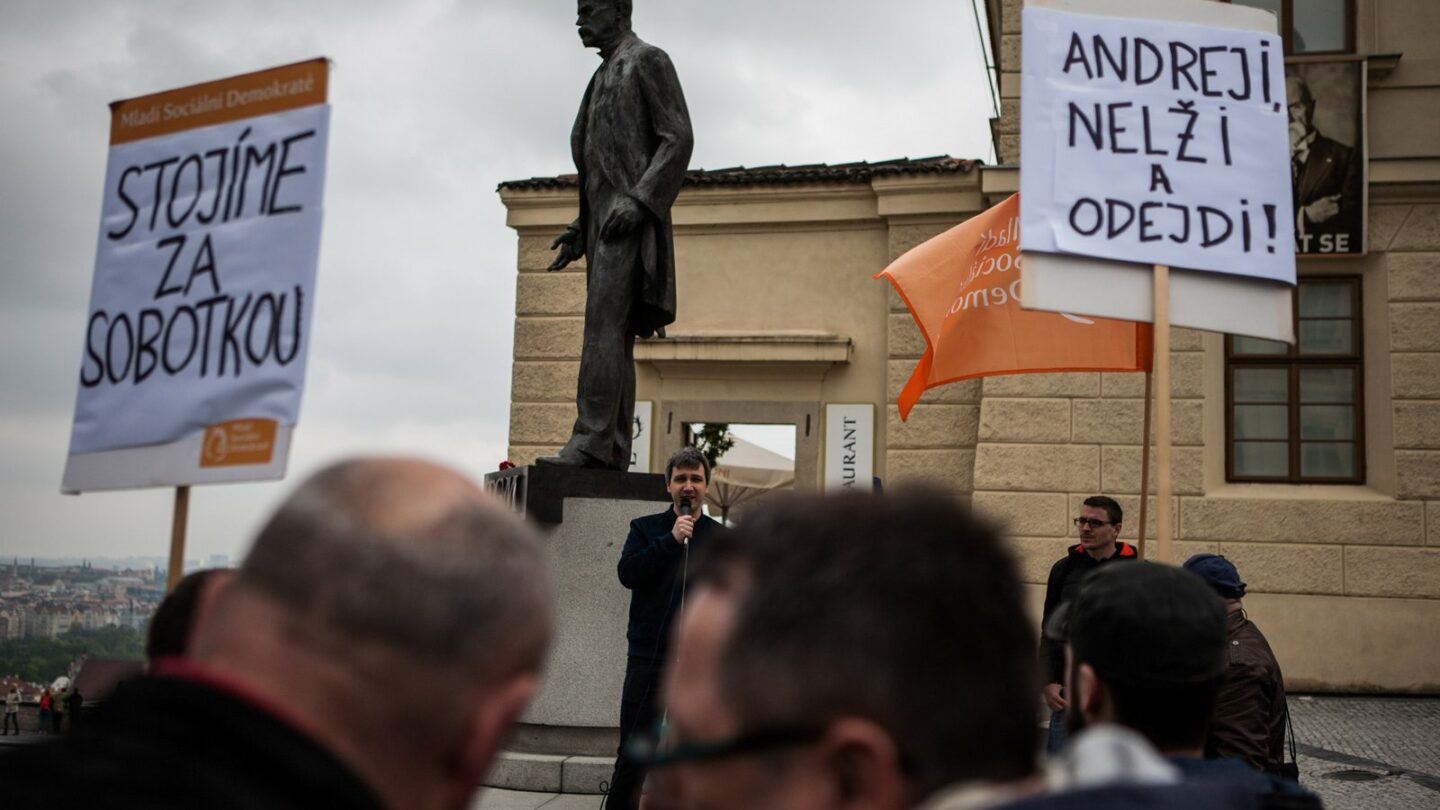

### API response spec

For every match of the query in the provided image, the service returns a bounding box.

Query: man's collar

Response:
[915,779,1044,810]
[151,657,316,741]
[598,30,638,60]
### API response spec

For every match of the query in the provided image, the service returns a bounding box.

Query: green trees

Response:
[690,423,735,469]
[0,626,143,683]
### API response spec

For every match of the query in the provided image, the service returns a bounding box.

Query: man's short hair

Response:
[146,568,227,660]
[237,459,551,688]
[703,486,1037,797]
[666,445,710,482]
[1082,495,1123,526]
[1067,563,1226,750]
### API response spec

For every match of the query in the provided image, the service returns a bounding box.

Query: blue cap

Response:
[1183,554,1246,599]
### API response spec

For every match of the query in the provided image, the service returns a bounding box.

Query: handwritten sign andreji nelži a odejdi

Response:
[1020,7,1295,285]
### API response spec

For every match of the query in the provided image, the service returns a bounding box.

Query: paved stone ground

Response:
[1290,695,1440,810]
[472,695,1440,810]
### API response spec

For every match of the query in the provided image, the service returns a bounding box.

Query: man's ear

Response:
[453,674,538,782]
[821,717,908,810]
[1075,662,1108,724]
[186,570,236,654]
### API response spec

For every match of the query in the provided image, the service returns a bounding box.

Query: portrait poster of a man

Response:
[1286,60,1365,256]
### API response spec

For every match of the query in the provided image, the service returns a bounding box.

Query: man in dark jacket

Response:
[1039,495,1137,753]
[1055,562,1319,808]
[542,0,693,470]
[608,445,722,810]
[1184,554,1290,773]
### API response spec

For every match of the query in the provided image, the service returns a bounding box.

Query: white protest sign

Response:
[1018,0,1295,343]
[1021,4,1294,282]
[63,59,330,493]
[824,404,874,491]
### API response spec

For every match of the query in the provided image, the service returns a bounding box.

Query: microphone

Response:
[679,496,692,516]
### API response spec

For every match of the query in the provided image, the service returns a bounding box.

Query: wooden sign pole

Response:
[1137,370,1153,559]
[1152,265,1174,563]
[166,485,190,592]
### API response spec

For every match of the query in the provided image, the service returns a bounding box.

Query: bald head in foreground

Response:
[0,458,552,810]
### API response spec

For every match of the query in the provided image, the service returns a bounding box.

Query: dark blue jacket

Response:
[997,783,1268,810]
[617,508,722,659]
[1170,756,1322,807]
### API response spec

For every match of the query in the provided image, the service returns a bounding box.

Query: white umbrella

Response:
[707,436,795,523]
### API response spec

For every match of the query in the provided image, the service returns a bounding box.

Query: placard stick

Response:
[166,485,190,591]
[1137,370,1153,559]
[1152,265,1174,563]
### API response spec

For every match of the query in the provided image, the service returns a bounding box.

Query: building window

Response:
[1230,0,1354,55]
[1225,276,1364,483]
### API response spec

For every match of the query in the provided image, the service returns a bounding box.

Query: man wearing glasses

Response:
[643,487,1045,810]
[1040,495,1137,754]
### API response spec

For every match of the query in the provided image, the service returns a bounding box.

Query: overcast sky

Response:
[0,0,995,565]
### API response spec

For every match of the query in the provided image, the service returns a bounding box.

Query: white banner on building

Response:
[1021,4,1294,281]
[629,401,653,474]
[63,59,330,493]
[1017,0,1295,343]
[824,404,874,491]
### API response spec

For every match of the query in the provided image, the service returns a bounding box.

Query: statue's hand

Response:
[600,196,644,242]
[548,228,583,271]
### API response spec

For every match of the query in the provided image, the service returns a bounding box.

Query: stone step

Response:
[485,750,615,795]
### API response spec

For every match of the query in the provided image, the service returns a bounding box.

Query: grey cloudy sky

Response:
[0,0,995,564]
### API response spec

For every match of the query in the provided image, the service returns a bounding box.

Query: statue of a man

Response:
[541,0,693,469]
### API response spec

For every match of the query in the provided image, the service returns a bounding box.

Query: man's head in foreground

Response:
[1059,562,1226,754]
[192,457,553,810]
[657,486,1039,810]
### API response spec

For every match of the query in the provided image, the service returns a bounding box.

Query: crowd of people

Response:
[0,450,1320,809]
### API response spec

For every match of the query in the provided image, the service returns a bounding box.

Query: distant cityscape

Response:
[0,555,230,641]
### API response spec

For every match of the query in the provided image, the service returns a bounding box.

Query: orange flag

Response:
[878,194,1152,420]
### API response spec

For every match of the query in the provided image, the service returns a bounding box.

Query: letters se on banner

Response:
[1020,6,1296,285]
[63,59,330,492]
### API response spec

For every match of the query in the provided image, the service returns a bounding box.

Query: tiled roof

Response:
[498,155,978,191]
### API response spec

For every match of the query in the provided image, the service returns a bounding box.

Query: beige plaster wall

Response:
[1023,584,1440,692]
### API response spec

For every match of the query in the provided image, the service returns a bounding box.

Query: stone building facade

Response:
[498,0,1439,691]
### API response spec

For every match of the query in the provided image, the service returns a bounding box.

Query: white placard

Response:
[63,60,330,492]
[1020,3,1295,284]
[824,404,874,491]
[1021,251,1295,342]
[629,401,653,474]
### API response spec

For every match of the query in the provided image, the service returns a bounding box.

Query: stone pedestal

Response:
[482,466,668,793]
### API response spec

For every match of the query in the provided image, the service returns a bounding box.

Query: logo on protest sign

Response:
[1019,7,1295,284]
[67,59,329,464]
[200,419,278,467]
[878,194,1151,420]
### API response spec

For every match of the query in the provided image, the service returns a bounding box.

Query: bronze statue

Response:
[540,0,693,470]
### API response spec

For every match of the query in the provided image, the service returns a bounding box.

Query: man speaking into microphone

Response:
[609,445,723,809]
